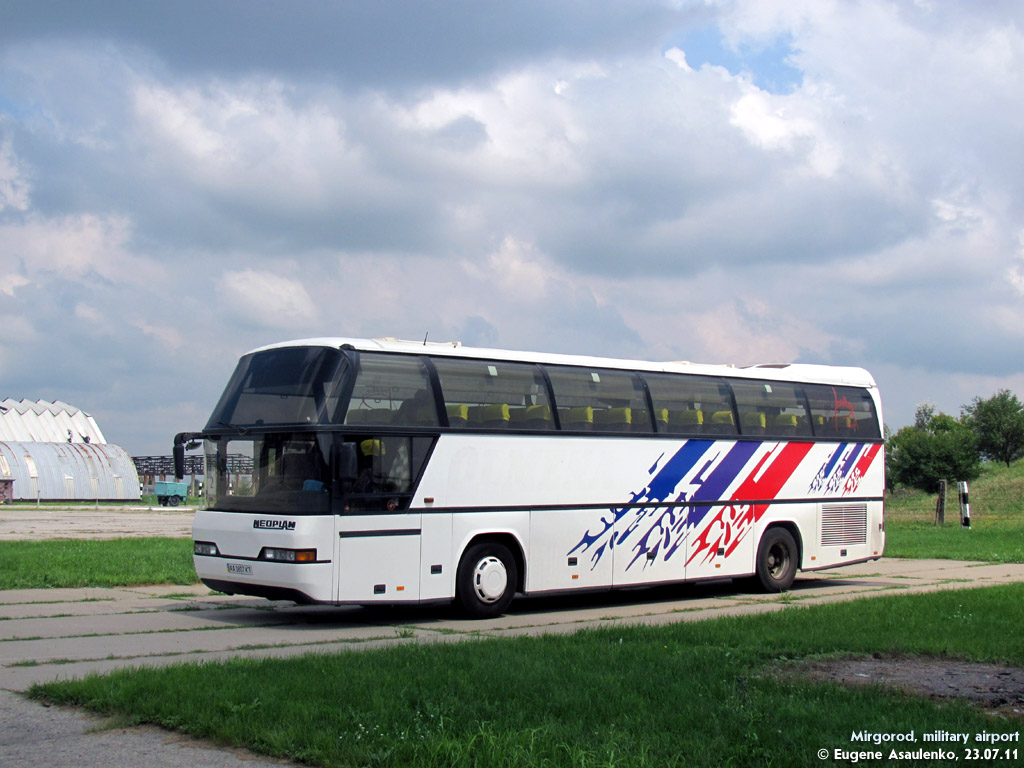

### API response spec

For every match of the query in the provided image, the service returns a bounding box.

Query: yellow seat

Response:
[706,410,736,435]
[741,411,766,435]
[345,409,393,425]
[359,439,385,457]
[516,404,554,430]
[446,404,469,428]
[631,409,662,432]
[594,407,632,432]
[773,413,798,435]
[469,403,510,428]
[651,408,669,432]
[669,410,704,434]
[562,406,593,430]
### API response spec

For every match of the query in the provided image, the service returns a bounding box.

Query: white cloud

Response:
[132,79,394,213]
[74,303,102,322]
[1009,230,1024,297]
[664,47,694,72]
[3,2,1024,447]
[217,268,317,329]
[461,236,555,300]
[391,63,597,188]
[1,273,29,296]
[0,214,162,285]
[729,84,842,177]
[0,137,30,212]
[135,320,184,350]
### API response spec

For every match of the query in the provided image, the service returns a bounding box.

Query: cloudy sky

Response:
[2,0,1024,455]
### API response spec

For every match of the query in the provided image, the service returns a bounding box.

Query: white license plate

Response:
[226,563,253,576]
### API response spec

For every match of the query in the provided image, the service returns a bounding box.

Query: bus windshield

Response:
[206,347,348,429]
[205,434,333,514]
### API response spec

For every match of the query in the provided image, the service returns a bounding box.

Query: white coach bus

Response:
[181,337,884,618]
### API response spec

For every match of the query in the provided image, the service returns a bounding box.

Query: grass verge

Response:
[30,584,1024,768]
[884,459,1024,562]
[0,538,198,589]
[884,520,1024,563]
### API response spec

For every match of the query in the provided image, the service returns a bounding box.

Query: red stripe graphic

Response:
[687,442,814,565]
[854,444,880,479]
[842,443,881,495]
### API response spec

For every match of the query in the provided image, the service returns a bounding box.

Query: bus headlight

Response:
[259,547,317,563]
[194,541,220,556]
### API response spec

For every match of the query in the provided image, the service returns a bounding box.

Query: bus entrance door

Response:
[335,514,423,603]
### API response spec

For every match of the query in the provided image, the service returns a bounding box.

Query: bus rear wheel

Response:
[755,528,797,592]
[456,541,517,619]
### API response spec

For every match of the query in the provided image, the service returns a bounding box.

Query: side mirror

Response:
[173,432,202,481]
[333,441,358,484]
[173,443,185,481]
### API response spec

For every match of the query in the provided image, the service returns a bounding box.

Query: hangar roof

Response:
[0,399,106,444]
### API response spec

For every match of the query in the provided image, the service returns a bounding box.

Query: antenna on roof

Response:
[423,332,429,346]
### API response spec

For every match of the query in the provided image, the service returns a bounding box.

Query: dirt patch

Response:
[784,656,1024,717]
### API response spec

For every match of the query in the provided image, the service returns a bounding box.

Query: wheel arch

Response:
[459,531,526,594]
[760,520,804,571]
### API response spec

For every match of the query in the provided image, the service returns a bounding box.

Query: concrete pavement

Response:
[5,558,1024,691]
[3,556,1024,766]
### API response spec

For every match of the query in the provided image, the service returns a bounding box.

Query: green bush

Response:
[887,411,980,493]
[962,389,1024,467]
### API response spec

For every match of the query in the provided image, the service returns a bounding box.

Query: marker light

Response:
[194,542,219,556]
[259,547,317,563]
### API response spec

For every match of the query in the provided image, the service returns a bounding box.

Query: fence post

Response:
[958,481,971,529]
[935,479,947,525]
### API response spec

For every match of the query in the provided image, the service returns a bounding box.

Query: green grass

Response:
[0,538,199,589]
[139,494,202,507]
[885,459,1024,562]
[29,584,1024,768]
[4,496,199,507]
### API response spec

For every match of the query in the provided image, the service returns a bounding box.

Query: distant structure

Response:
[0,399,140,501]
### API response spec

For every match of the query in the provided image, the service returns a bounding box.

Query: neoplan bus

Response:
[180,337,885,619]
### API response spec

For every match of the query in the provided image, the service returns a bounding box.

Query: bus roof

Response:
[249,337,878,389]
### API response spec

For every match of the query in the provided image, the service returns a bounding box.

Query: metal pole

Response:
[935,479,947,525]
[958,481,971,528]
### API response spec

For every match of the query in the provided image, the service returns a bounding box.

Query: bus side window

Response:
[341,435,433,512]
[804,384,880,439]
[545,366,650,433]
[643,373,733,436]
[432,358,553,431]
[341,353,439,427]
[730,380,813,439]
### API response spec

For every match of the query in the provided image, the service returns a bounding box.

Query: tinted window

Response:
[207,347,346,428]
[432,358,553,430]
[804,385,880,439]
[546,366,649,432]
[730,380,812,438]
[206,434,332,515]
[341,435,434,512]
[342,354,438,427]
[643,373,735,435]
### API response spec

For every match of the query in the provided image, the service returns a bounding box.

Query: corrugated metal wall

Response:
[0,442,140,501]
[0,400,106,444]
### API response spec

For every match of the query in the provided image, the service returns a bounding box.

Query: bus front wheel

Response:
[456,541,517,619]
[755,528,797,592]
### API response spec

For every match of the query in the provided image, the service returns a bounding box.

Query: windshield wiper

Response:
[216,421,251,435]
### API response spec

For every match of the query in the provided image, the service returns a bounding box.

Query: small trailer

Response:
[154,480,189,507]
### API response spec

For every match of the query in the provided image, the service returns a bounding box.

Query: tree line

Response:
[886,389,1024,493]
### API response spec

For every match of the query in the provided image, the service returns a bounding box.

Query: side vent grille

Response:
[821,503,868,546]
